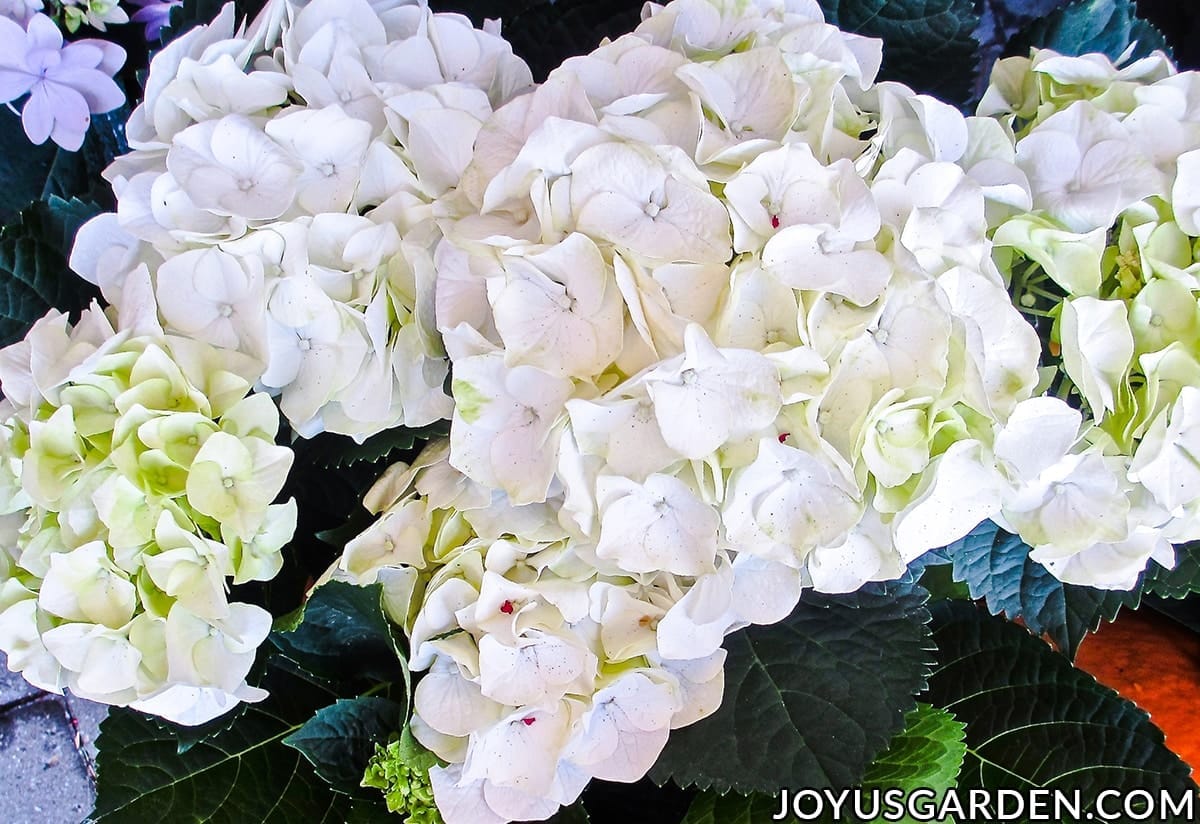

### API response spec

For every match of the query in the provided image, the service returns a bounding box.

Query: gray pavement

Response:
[0,652,105,824]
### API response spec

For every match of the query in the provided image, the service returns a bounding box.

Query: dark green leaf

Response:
[947,520,1139,659]
[284,697,406,795]
[650,579,934,794]
[0,196,104,348]
[819,0,980,106]
[925,601,1196,808]
[547,800,591,823]
[260,423,448,613]
[582,776,694,824]
[498,0,646,82]
[242,419,426,619]
[294,422,450,471]
[271,581,406,686]
[314,508,376,553]
[916,562,972,602]
[1144,542,1200,599]
[861,703,966,793]
[970,0,1070,104]
[682,791,781,824]
[859,705,960,824]
[343,799,400,823]
[1136,0,1199,69]
[148,647,276,754]
[164,702,252,756]
[158,0,256,47]
[681,705,965,824]
[40,108,128,209]
[859,704,965,824]
[1005,0,1170,64]
[273,602,308,633]
[91,656,355,823]
[1143,594,1200,635]
[0,108,59,225]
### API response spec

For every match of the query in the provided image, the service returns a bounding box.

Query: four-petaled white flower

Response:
[643,324,782,460]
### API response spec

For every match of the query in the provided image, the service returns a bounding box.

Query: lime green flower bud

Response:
[362,728,444,823]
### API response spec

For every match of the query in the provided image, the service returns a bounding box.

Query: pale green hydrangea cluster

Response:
[980,47,1200,587]
[0,285,295,725]
[361,728,444,824]
[60,0,127,32]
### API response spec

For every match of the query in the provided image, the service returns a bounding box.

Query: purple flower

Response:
[0,0,42,27]
[128,0,182,41]
[0,13,125,151]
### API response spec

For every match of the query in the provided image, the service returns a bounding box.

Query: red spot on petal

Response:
[770,215,780,229]
[778,432,789,443]
[522,717,536,726]
[500,600,514,614]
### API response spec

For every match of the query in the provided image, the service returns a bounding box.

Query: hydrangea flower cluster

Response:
[362,728,443,823]
[338,0,1098,820]
[978,47,1200,587]
[336,441,729,824]
[59,0,128,33]
[0,278,295,725]
[437,0,1047,599]
[0,0,42,26]
[0,0,180,40]
[5,0,1200,818]
[73,0,534,440]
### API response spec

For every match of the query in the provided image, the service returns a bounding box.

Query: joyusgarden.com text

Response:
[773,787,1197,821]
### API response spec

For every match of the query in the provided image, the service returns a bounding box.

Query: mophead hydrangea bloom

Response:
[71,0,534,440]
[0,277,295,725]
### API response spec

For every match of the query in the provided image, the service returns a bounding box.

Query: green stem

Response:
[361,682,391,698]
[1023,283,1064,301]
[1017,306,1056,319]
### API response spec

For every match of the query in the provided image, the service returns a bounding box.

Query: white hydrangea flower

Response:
[449,353,573,505]
[569,142,732,264]
[0,296,294,724]
[430,0,1063,622]
[1128,385,1200,512]
[973,48,1200,589]
[308,6,1200,822]
[334,441,775,822]
[1059,296,1135,420]
[594,473,720,576]
[757,149,891,305]
[1015,101,1161,233]
[487,234,624,379]
[643,324,782,459]
[724,436,862,567]
[167,114,302,220]
[73,0,532,442]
